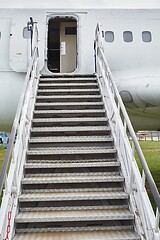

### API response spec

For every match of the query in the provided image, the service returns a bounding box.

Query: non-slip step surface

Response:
[13,230,141,240]
[36,95,102,102]
[27,146,116,155]
[15,209,134,222]
[25,161,119,169]
[29,135,112,143]
[34,102,104,110]
[33,109,106,114]
[38,83,99,89]
[32,117,108,124]
[37,89,100,95]
[30,126,111,137]
[19,191,128,202]
[22,175,124,184]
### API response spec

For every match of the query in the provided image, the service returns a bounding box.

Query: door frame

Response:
[45,13,79,74]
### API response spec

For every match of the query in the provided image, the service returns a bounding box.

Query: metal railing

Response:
[95,23,160,240]
[0,20,39,240]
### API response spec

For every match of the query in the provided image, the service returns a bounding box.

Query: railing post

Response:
[155,208,160,232]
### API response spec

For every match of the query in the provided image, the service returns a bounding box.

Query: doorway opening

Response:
[47,17,77,73]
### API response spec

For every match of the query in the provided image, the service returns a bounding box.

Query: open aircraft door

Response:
[47,16,77,73]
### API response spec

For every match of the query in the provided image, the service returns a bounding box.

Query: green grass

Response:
[135,141,160,184]
[0,144,6,170]
[0,145,6,204]
[134,141,160,212]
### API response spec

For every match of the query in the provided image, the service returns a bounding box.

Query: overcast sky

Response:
[0,0,160,9]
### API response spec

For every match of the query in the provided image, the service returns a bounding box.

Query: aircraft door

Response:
[60,22,77,72]
[47,17,77,73]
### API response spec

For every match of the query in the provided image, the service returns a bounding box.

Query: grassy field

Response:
[135,141,160,211]
[135,141,160,184]
[0,144,6,171]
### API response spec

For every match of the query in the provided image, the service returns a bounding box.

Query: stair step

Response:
[23,187,124,194]
[24,161,119,175]
[15,209,134,222]
[19,191,128,202]
[36,95,102,102]
[29,136,112,143]
[28,136,113,148]
[13,230,141,240]
[20,205,129,212]
[32,117,108,124]
[19,191,128,211]
[25,172,119,178]
[34,102,104,110]
[15,209,135,233]
[38,83,99,89]
[26,157,118,164]
[40,77,97,82]
[33,109,106,118]
[37,89,100,96]
[31,126,110,133]
[27,146,116,157]
[25,161,118,169]
[31,117,108,130]
[22,175,124,184]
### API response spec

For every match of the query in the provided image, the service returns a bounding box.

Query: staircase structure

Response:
[0,22,160,240]
[13,75,140,239]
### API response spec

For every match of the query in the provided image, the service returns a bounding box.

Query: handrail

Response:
[0,21,39,196]
[99,46,160,213]
[95,23,160,237]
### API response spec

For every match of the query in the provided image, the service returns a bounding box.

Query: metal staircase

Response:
[13,75,140,239]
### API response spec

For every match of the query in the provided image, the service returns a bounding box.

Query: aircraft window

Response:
[23,27,31,39]
[0,32,1,39]
[142,31,152,42]
[123,31,133,42]
[105,31,114,42]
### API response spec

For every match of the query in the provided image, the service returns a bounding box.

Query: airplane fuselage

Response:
[0,8,160,131]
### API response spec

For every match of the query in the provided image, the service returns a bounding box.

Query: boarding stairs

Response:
[0,22,160,240]
[12,75,140,239]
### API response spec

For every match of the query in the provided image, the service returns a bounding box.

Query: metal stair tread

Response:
[19,191,128,202]
[27,158,118,164]
[34,109,105,113]
[40,77,97,81]
[32,117,108,123]
[35,102,103,106]
[20,205,129,212]
[13,230,141,240]
[27,146,116,155]
[31,126,110,133]
[23,187,124,194]
[25,161,119,168]
[26,172,119,178]
[36,95,102,99]
[37,89,100,93]
[22,175,124,184]
[15,209,134,222]
[38,83,98,87]
[29,135,112,143]
[15,227,139,235]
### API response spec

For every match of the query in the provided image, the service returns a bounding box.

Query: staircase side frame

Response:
[0,22,39,240]
[95,23,160,240]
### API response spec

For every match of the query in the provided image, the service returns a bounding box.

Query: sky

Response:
[0,0,160,9]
